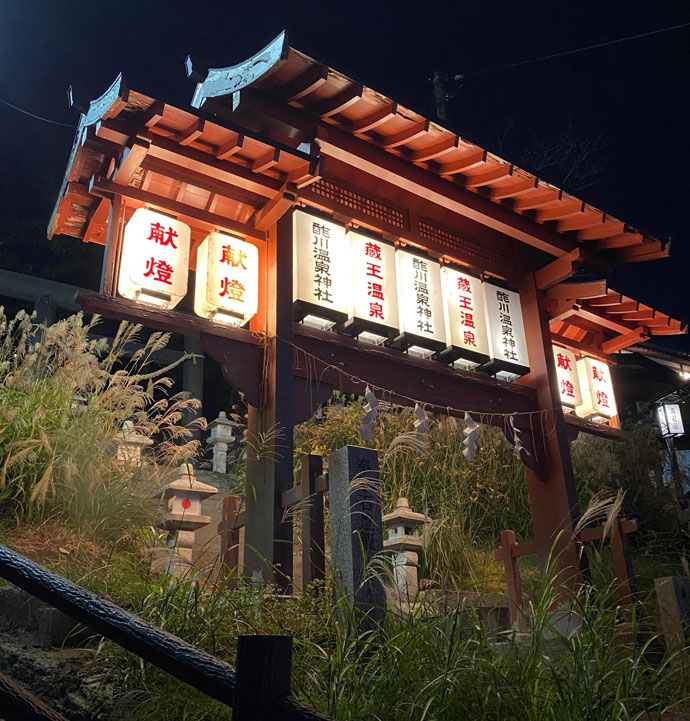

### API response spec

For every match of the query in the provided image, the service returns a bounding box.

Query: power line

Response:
[0,97,76,128]
[462,20,690,78]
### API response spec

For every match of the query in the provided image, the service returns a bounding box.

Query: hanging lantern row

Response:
[118,208,258,327]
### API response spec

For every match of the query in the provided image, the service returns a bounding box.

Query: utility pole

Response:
[432,71,447,123]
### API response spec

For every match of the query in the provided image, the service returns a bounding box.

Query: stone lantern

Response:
[382,498,430,602]
[156,463,217,576]
[115,420,153,465]
[206,411,237,473]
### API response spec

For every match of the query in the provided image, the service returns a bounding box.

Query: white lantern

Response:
[658,404,684,437]
[392,249,445,356]
[342,230,399,343]
[293,209,350,329]
[576,357,617,420]
[118,208,190,309]
[483,282,529,376]
[439,266,490,367]
[194,231,258,326]
[553,345,582,408]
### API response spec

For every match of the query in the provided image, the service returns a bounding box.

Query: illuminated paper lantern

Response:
[576,357,617,420]
[658,404,684,437]
[392,249,445,356]
[439,267,490,367]
[118,208,190,309]
[483,283,529,376]
[293,209,350,329]
[553,345,582,408]
[194,232,258,326]
[342,230,399,343]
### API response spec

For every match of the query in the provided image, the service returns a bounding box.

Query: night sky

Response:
[1,0,688,346]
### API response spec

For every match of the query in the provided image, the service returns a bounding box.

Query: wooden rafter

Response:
[311,83,363,118]
[215,135,244,160]
[250,148,281,173]
[596,232,644,250]
[349,102,397,134]
[576,220,626,241]
[489,177,537,200]
[179,118,205,146]
[112,137,150,185]
[535,200,583,222]
[557,212,605,233]
[405,135,459,163]
[511,188,560,211]
[280,64,328,101]
[254,186,296,231]
[142,101,165,128]
[601,328,648,354]
[436,149,486,176]
[460,164,513,189]
[379,120,429,149]
[534,248,584,290]
[546,280,607,301]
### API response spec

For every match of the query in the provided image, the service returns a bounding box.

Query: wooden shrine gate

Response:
[49,32,686,594]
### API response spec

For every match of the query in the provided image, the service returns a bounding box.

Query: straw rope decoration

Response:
[249,330,561,463]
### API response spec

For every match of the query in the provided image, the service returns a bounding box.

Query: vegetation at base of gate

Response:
[0,309,202,539]
[62,526,690,721]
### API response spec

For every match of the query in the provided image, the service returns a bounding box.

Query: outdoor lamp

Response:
[575,357,618,421]
[194,231,258,326]
[117,208,190,310]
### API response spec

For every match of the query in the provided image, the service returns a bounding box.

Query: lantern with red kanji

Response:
[576,357,618,420]
[194,231,258,325]
[118,208,190,309]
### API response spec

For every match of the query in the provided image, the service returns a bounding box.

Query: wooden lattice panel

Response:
[310,179,408,230]
[418,218,516,278]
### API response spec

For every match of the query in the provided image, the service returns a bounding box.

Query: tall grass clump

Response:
[0,309,203,540]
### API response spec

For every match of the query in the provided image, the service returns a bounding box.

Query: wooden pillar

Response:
[244,211,294,592]
[495,530,524,627]
[219,495,242,589]
[610,518,636,603]
[519,272,582,585]
[301,454,326,591]
[100,195,124,295]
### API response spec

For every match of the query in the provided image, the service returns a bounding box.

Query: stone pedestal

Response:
[154,463,217,576]
[329,445,385,629]
[382,498,430,603]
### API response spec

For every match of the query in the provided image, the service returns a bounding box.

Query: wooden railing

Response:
[0,545,333,721]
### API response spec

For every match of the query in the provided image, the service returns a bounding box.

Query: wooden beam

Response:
[286,158,321,187]
[576,219,625,241]
[585,293,623,307]
[534,248,584,290]
[557,212,605,233]
[379,119,429,149]
[254,187,296,231]
[546,280,607,301]
[604,301,639,314]
[140,156,266,207]
[83,197,110,245]
[601,328,648,354]
[250,148,281,173]
[89,176,267,241]
[576,305,636,335]
[460,164,513,188]
[279,64,328,101]
[435,149,486,176]
[550,333,613,363]
[148,136,281,198]
[112,137,150,185]
[596,232,644,250]
[616,240,670,262]
[535,200,583,222]
[215,134,244,160]
[178,118,205,146]
[651,325,687,336]
[644,316,676,328]
[489,177,537,200]
[620,309,655,321]
[142,101,165,128]
[511,188,560,210]
[349,102,397,134]
[405,135,459,163]
[311,83,363,118]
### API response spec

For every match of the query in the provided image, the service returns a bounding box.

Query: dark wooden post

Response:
[610,518,637,604]
[244,210,295,592]
[519,272,582,585]
[100,194,123,295]
[495,530,524,627]
[233,635,292,721]
[220,495,242,589]
[301,454,326,591]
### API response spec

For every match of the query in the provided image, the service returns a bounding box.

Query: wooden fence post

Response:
[233,635,292,721]
[610,518,637,604]
[301,455,325,592]
[495,530,524,628]
[220,495,242,589]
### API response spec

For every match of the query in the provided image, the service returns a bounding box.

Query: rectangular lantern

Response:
[293,209,350,329]
[658,404,684,437]
[392,249,446,356]
[553,345,582,408]
[439,266,490,367]
[194,232,258,326]
[576,357,618,420]
[118,208,190,309]
[342,230,399,343]
[483,283,529,376]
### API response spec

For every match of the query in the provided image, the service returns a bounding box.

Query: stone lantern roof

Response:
[156,463,217,531]
[382,498,431,554]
